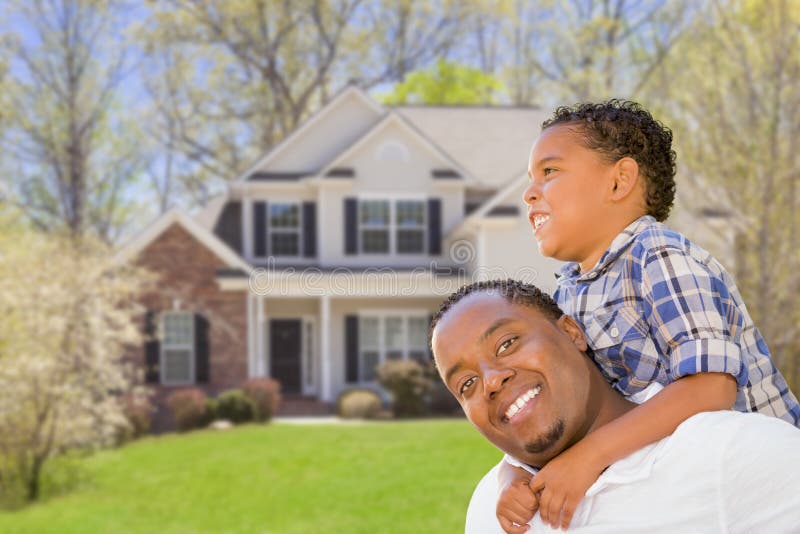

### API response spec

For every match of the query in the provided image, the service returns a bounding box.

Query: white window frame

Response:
[267,202,303,258]
[357,196,427,255]
[160,311,195,386]
[358,311,430,383]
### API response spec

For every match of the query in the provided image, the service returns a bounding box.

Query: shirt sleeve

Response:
[641,245,748,386]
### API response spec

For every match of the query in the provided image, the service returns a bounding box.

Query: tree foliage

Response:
[0,211,152,504]
[381,60,504,105]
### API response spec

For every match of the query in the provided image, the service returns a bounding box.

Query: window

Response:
[359,200,426,254]
[360,200,390,253]
[161,312,194,384]
[396,201,425,253]
[358,315,430,382]
[269,203,301,256]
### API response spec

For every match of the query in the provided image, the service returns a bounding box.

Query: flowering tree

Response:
[0,213,151,504]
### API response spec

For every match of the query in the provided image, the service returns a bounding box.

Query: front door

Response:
[270,319,302,394]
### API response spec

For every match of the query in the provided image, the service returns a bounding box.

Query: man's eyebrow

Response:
[444,362,464,386]
[480,318,516,344]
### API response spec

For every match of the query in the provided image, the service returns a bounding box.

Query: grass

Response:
[0,419,500,533]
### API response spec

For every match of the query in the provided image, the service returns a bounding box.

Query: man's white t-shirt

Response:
[466,409,800,533]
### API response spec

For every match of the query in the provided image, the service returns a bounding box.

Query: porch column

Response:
[247,292,255,377]
[320,294,332,402]
[257,295,266,377]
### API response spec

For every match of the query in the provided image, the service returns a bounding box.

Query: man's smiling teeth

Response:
[533,215,550,231]
[505,386,542,420]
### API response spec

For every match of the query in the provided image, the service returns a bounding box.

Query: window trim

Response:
[357,311,430,383]
[160,311,195,386]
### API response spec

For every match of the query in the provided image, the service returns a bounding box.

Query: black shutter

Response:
[213,201,243,254]
[144,310,160,384]
[428,198,442,255]
[254,201,268,257]
[302,201,317,258]
[195,313,210,383]
[344,198,358,255]
[345,315,359,383]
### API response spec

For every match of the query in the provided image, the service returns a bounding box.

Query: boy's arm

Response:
[531,371,737,530]
[496,461,537,534]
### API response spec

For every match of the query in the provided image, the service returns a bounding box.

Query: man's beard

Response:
[524,419,565,454]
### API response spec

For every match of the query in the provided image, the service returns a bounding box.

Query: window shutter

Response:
[428,198,442,255]
[144,310,160,384]
[254,201,268,257]
[213,201,243,254]
[195,313,210,383]
[344,198,358,255]
[345,315,359,383]
[302,201,317,258]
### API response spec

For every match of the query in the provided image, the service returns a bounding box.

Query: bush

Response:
[118,394,154,441]
[336,388,383,419]
[242,378,281,422]
[377,359,433,418]
[167,388,210,432]
[425,363,463,416]
[215,389,256,424]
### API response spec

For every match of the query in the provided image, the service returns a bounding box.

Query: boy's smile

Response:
[524,124,623,272]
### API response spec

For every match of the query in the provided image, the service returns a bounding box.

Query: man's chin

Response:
[524,419,565,455]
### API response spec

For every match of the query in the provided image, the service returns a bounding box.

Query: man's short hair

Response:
[542,99,677,222]
[428,279,563,352]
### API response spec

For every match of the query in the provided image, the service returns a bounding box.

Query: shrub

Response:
[425,363,462,416]
[119,394,154,441]
[215,389,256,424]
[336,388,383,419]
[166,388,210,432]
[377,359,433,417]
[242,378,281,422]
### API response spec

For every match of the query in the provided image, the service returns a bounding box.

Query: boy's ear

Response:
[610,157,640,201]
[557,315,588,351]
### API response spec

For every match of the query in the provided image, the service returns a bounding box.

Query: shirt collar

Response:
[560,215,656,282]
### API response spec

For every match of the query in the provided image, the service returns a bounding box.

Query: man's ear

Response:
[556,315,588,351]
[610,157,640,201]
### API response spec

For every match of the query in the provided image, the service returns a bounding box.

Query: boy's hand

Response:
[497,477,538,533]
[528,443,604,530]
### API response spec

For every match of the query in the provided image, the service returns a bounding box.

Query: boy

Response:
[496,100,800,533]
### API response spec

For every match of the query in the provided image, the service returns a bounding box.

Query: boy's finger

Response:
[538,488,551,525]
[548,494,566,529]
[499,515,530,534]
[560,498,577,530]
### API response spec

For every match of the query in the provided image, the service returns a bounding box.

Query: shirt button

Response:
[610,326,620,338]
[587,272,598,279]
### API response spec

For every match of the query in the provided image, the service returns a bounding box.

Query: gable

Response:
[246,87,384,177]
[322,113,472,192]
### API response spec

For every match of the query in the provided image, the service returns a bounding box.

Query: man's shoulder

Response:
[465,462,505,534]
[672,410,800,453]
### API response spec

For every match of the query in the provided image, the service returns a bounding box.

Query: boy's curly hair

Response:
[542,100,677,222]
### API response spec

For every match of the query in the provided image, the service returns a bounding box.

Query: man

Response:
[429,279,800,533]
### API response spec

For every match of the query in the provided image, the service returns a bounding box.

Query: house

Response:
[119,86,727,428]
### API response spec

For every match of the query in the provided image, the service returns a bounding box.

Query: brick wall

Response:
[134,222,248,431]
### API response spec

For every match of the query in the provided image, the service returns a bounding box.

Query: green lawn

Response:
[0,419,501,534]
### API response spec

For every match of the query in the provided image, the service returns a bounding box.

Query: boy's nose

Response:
[523,180,541,205]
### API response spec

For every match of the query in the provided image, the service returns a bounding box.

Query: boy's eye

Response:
[543,167,556,176]
[459,376,476,395]
[497,336,518,356]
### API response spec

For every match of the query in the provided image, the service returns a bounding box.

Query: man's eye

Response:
[497,336,518,356]
[460,377,476,395]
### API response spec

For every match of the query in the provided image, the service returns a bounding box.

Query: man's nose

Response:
[523,179,541,205]
[483,366,513,400]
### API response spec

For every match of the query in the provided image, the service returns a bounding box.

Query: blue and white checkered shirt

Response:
[555,215,800,426]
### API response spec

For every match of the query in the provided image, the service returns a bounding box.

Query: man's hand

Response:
[497,477,539,533]
[528,442,604,530]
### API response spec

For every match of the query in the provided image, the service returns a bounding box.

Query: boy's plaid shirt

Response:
[555,215,800,426]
